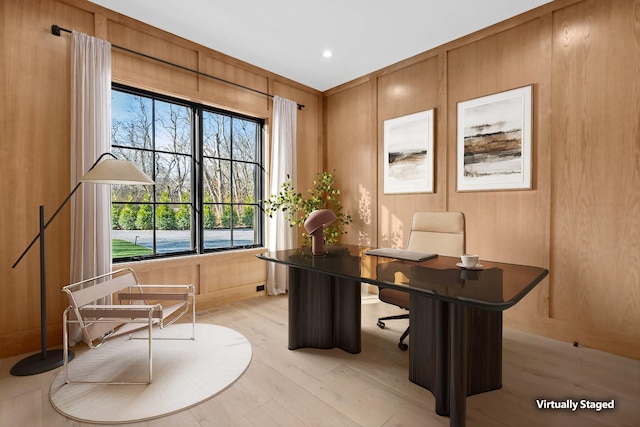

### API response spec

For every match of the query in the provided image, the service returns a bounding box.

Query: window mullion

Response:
[195,107,203,254]
[151,98,158,255]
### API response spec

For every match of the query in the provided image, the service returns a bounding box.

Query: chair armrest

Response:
[118,284,194,301]
[119,283,194,301]
[79,304,163,319]
[128,284,194,291]
[119,292,190,301]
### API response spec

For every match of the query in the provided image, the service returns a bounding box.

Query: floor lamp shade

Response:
[10,153,153,376]
[79,159,154,185]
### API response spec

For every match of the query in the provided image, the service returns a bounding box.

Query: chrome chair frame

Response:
[61,268,195,385]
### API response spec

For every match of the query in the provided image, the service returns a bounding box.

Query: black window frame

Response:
[111,83,265,262]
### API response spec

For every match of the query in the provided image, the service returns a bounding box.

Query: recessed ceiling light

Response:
[322,50,333,58]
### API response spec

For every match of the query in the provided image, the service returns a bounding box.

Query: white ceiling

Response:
[89,0,551,92]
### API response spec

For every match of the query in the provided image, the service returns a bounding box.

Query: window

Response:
[110,85,264,261]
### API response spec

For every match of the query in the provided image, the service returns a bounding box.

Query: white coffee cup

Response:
[460,254,479,268]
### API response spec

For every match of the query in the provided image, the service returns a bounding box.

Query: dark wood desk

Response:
[257,245,548,427]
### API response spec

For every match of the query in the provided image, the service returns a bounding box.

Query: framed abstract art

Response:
[383,109,434,194]
[457,86,532,191]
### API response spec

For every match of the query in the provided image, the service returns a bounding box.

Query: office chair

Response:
[377,211,465,350]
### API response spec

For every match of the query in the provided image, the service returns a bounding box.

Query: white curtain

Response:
[69,32,112,343]
[267,96,297,295]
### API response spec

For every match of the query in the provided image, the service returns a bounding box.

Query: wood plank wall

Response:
[324,0,640,359]
[2,0,638,361]
[0,0,322,358]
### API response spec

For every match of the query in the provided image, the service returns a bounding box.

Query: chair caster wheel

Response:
[398,342,408,351]
[377,321,385,329]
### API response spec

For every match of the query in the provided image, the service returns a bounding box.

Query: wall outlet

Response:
[256,284,265,292]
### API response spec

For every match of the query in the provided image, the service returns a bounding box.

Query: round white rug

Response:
[49,323,252,424]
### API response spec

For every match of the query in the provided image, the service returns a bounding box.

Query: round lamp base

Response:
[10,349,74,376]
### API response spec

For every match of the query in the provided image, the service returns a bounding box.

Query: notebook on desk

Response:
[364,248,438,262]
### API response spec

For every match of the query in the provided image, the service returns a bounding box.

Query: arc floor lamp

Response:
[11,152,154,376]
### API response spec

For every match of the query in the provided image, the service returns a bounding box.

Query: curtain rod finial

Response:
[51,24,71,36]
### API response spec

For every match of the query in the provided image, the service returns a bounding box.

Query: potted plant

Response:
[264,170,352,247]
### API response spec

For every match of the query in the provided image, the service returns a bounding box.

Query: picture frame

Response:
[383,109,434,194]
[456,85,532,192]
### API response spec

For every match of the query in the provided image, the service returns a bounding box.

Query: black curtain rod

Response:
[51,24,304,110]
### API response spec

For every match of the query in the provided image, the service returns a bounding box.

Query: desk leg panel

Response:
[288,267,361,354]
[449,304,468,427]
[409,297,446,402]
[467,307,502,395]
[409,296,503,417]
[333,277,361,354]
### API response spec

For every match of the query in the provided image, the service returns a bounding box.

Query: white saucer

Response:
[456,262,483,270]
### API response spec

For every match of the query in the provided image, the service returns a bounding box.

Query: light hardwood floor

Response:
[1,294,638,427]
